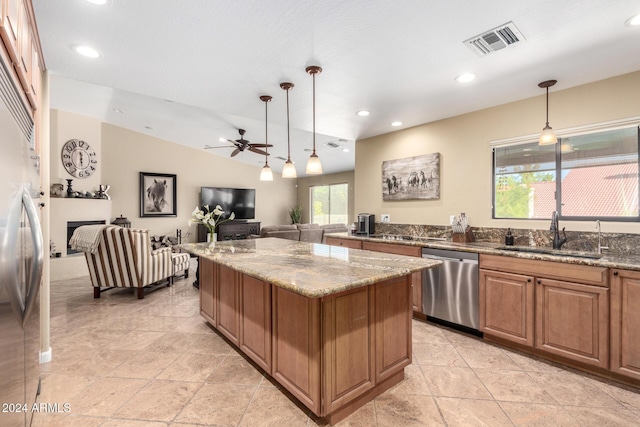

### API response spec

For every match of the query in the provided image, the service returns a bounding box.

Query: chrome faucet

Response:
[596,220,609,254]
[550,211,567,249]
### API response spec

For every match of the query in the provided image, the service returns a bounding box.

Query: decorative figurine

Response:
[66,179,73,197]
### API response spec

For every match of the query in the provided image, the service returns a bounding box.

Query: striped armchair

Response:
[83,226,178,299]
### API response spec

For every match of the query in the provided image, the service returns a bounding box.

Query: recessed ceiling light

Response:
[113,108,123,113]
[219,137,227,143]
[342,148,350,152]
[356,110,370,117]
[391,121,402,127]
[625,13,640,26]
[74,45,101,58]
[455,73,476,83]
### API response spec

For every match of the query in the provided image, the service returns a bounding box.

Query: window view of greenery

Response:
[310,183,348,225]
[493,126,639,220]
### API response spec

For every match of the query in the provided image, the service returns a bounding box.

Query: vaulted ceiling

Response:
[33,0,640,176]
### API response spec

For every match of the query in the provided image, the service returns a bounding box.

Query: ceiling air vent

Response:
[464,21,525,57]
[274,156,287,161]
[325,141,341,148]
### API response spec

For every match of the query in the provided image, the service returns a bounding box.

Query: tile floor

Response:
[33,263,640,426]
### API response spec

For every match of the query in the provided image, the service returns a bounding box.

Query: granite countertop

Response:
[326,232,640,272]
[178,238,441,298]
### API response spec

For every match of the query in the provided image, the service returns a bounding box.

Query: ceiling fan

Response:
[205,129,272,157]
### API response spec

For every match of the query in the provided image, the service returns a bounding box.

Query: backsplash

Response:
[374,223,640,256]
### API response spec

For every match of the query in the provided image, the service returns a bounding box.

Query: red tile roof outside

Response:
[529,163,638,218]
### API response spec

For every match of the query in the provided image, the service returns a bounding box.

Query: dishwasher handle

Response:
[422,254,477,264]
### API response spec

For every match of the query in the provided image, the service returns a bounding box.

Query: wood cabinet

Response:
[479,254,609,368]
[610,268,640,381]
[0,0,19,62]
[199,221,261,242]
[199,258,215,324]
[199,257,413,423]
[536,277,608,368]
[325,236,362,249]
[479,269,534,346]
[361,241,424,315]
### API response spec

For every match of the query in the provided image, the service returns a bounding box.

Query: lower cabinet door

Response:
[322,286,375,414]
[240,274,271,372]
[536,278,608,368]
[199,258,215,324]
[479,269,534,346]
[610,269,640,380]
[216,264,240,345]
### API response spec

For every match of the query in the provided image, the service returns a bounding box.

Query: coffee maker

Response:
[356,214,375,236]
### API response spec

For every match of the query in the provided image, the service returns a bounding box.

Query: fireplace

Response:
[66,220,106,255]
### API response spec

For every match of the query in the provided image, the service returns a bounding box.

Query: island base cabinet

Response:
[611,269,640,381]
[240,275,271,372]
[199,258,215,324]
[479,269,534,347]
[217,265,240,346]
[536,278,609,369]
[272,286,321,415]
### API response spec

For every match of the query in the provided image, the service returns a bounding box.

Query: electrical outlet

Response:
[449,215,456,225]
[381,214,390,223]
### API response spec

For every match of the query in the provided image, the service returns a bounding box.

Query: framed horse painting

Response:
[140,172,177,217]
[382,153,440,201]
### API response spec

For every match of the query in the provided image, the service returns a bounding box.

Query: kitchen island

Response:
[179,238,440,424]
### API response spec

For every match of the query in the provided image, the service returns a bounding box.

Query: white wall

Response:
[355,71,640,234]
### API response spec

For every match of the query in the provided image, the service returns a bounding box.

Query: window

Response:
[493,126,639,220]
[310,183,348,225]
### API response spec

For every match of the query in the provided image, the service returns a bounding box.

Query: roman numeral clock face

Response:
[61,139,98,179]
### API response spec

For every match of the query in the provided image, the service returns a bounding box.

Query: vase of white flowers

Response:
[189,205,235,242]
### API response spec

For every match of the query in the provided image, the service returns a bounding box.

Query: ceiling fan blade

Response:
[230,148,241,157]
[248,147,269,156]
[249,144,273,148]
[228,139,242,147]
[204,146,232,149]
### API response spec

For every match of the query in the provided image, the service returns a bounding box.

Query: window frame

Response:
[491,118,640,222]
[309,182,349,225]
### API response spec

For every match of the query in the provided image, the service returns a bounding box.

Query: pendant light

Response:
[280,82,297,178]
[538,79,558,146]
[305,65,323,175]
[259,95,273,181]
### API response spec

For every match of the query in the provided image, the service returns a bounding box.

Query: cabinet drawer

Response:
[362,241,421,257]
[325,237,362,249]
[480,254,607,287]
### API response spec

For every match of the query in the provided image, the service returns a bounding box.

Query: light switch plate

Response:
[381,214,390,222]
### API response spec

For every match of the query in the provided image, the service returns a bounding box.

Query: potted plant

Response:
[189,205,235,242]
[289,205,302,224]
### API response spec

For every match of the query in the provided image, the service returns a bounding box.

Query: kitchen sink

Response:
[498,246,602,260]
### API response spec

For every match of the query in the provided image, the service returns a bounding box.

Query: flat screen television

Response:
[200,187,256,220]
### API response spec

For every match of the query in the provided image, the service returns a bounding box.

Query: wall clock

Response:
[61,139,97,178]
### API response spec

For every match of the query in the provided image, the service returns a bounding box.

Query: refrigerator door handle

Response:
[22,186,43,326]
[0,185,43,326]
[1,186,26,324]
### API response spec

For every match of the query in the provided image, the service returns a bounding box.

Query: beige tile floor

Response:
[32,264,640,426]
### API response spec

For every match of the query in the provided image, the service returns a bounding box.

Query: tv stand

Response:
[198,221,260,242]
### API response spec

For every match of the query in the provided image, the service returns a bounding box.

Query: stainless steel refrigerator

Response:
[0,51,44,426]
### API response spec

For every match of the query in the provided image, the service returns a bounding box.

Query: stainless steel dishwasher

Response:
[421,248,479,330]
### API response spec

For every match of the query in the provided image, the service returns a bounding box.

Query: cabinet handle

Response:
[613,271,618,276]
[536,280,541,285]
[527,278,531,283]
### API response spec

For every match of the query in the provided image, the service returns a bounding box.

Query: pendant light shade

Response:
[280,82,297,179]
[305,65,323,175]
[538,79,558,146]
[259,95,273,181]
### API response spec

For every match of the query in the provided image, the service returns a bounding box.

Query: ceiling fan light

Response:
[539,125,557,145]
[306,153,323,174]
[282,160,297,179]
[260,164,273,181]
